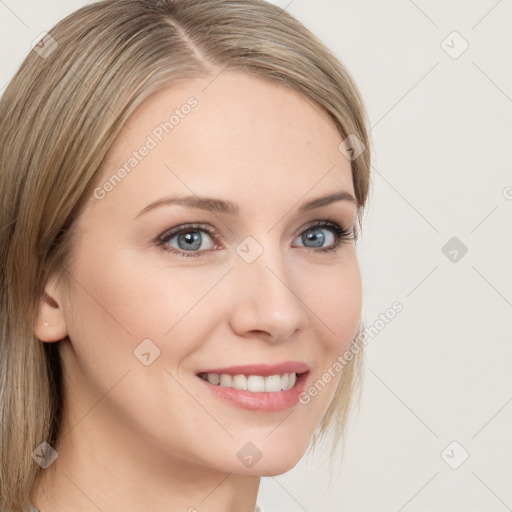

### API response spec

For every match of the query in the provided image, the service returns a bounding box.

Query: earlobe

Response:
[33,276,69,343]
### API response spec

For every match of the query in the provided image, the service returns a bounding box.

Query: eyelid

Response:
[157,222,217,243]
[292,217,352,238]
[156,218,352,243]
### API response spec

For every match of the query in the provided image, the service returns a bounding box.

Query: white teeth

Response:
[201,372,300,392]
[232,374,248,390]
[287,372,296,389]
[207,373,220,385]
[248,375,265,392]
[263,375,281,392]
[219,374,232,387]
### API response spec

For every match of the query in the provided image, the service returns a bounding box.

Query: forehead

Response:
[88,71,354,218]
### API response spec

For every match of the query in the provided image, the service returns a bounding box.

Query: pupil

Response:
[179,231,201,250]
[304,229,324,248]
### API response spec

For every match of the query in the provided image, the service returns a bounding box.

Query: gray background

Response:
[1,1,511,511]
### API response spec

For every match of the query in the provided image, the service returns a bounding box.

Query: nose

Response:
[228,244,309,343]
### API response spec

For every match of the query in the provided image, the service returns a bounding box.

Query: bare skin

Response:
[32,71,362,512]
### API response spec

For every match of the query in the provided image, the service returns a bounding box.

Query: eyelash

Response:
[156,219,354,259]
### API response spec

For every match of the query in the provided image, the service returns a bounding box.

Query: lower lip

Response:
[196,372,309,412]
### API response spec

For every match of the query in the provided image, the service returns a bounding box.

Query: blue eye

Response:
[157,220,353,258]
[296,224,335,249]
[158,223,217,258]
[294,221,354,253]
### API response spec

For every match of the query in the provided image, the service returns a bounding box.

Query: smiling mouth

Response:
[196,371,308,393]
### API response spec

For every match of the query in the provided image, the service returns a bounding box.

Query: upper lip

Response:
[197,361,310,377]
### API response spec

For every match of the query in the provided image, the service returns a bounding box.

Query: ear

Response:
[33,273,69,343]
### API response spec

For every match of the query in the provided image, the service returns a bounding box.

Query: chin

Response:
[242,454,302,476]
[230,441,309,477]
[254,457,303,476]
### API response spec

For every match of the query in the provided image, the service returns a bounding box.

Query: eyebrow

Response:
[135,190,357,219]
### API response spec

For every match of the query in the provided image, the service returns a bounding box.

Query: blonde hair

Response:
[0,0,371,509]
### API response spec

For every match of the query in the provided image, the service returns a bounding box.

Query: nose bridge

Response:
[229,236,308,340]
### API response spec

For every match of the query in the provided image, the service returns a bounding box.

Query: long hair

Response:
[0,0,371,509]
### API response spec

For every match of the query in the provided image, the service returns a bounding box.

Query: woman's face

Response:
[52,71,362,476]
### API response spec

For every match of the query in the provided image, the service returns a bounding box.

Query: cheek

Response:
[63,240,228,367]
[293,252,362,417]
[303,252,362,350]
[60,244,221,440]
